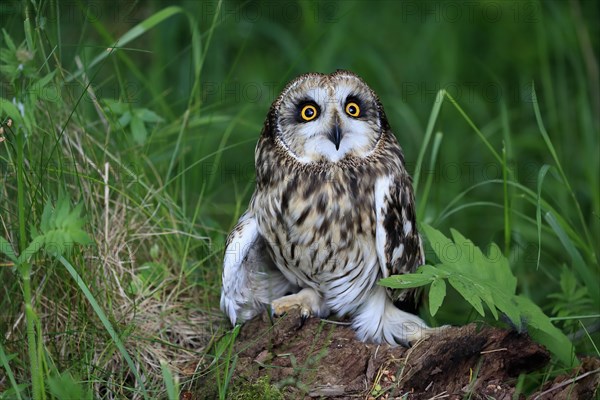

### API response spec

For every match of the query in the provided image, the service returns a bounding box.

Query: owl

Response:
[221,70,439,346]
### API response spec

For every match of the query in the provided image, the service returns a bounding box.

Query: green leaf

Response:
[103,99,127,114]
[428,279,446,316]
[130,115,147,145]
[0,236,17,263]
[47,372,92,400]
[384,224,577,366]
[54,194,71,226]
[136,108,163,123]
[379,273,435,289]
[448,228,481,268]
[62,202,85,230]
[486,242,517,294]
[422,224,456,265]
[18,235,45,264]
[449,229,517,295]
[448,276,485,317]
[118,110,132,127]
[426,225,522,327]
[0,97,23,120]
[69,229,92,247]
[28,76,55,105]
[19,198,92,262]
[491,292,522,330]
[472,282,499,320]
[39,201,52,233]
[44,230,65,256]
[418,264,449,277]
[2,29,17,52]
[515,296,578,367]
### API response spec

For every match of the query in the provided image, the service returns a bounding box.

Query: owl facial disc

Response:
[271,71,385,163]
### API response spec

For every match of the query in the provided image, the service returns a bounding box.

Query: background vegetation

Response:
[0,0,598,398]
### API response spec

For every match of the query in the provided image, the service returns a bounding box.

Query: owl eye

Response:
[300,104,319,121]
[345,102,361,117]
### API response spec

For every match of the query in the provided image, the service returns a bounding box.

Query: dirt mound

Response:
[227,314,598,399]
[534,356,600,400]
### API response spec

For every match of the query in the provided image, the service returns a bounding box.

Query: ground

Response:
[198,313,600,399]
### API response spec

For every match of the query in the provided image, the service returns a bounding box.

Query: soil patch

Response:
[227,314,574,399]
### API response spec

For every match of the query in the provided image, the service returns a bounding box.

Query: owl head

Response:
[265,70,391,163]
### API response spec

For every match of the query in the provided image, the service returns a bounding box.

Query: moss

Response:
[228,376,284,400]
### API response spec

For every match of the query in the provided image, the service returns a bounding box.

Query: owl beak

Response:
[328,122,343,151]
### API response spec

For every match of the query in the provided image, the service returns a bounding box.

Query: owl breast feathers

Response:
[221,70,440,346]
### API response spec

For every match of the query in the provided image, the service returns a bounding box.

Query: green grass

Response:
[0,0,598,398]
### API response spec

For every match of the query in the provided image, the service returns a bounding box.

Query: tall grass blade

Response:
[58,256,149,399]
[23,17,34,52]
[545,213,599,306]
[413,89,444,192]
[531,84,593,253]
[66,6,187,83]
[536,165,551,270]
[443,91,503,165]
[0,342,23,400]
[578,321,600,358]
[502,145,511,255]
[417,131,442,221]
[166,1,221,181]
[160,360,179,400]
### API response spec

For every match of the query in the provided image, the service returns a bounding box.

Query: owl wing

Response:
[221,210,295,325]
[374,173,425,309]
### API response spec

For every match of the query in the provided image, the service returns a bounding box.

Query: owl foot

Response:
[405,325,451,346]
[353,286,451,347]
[271,287,327,326]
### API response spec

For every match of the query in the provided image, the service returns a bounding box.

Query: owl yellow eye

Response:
[300,104,318,121]
[345,102,360,117]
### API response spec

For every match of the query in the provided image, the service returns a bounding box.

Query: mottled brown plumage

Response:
[222,71,438,346]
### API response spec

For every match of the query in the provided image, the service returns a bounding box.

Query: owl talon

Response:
[271,287,326,324]
[299,308,311,328]
[271,304,310,328]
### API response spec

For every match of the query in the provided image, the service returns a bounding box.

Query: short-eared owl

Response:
[221,70,438,346]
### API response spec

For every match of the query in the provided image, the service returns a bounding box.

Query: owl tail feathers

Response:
[220,265,298,326]
[220,292,246,326]
[352,286,433,347]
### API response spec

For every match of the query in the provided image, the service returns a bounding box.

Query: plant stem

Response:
[502,145,511,257]
[22,276,41,399]
[16,127,41,399]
